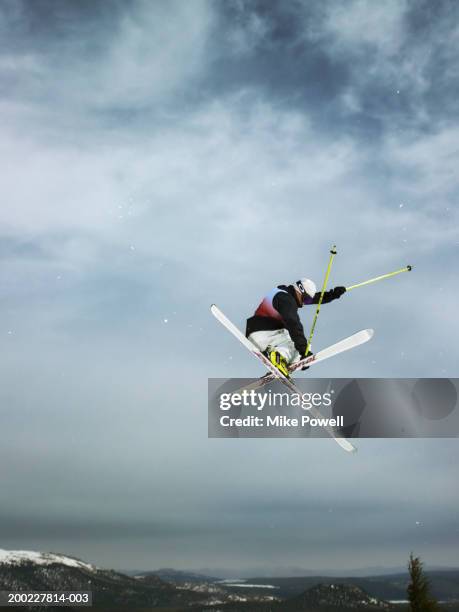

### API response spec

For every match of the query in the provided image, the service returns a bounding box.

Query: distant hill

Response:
[194,584,392,611]
[137,568,219,584]
[280,583,391,610]
[244,570,459,601]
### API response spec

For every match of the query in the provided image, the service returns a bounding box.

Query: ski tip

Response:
[337,437,357,453]
[210,304,224,319]
[354,328,374,340]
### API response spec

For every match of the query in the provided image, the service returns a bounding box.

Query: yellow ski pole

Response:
[346,265,412,291]
[305,245,337,356]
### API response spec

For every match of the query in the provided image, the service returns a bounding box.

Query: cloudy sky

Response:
[1,0,458,575]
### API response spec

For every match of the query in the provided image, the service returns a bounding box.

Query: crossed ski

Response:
[211,304,374,453]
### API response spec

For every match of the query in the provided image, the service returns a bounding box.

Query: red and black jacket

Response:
[246,284,339,356]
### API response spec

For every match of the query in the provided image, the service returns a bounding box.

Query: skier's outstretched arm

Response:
[273,293,308,355]
[312,286,346,304]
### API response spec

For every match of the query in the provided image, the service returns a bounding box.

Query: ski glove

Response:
[332,286,346,299]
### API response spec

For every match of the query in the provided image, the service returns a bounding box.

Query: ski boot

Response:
[265,348,290,378]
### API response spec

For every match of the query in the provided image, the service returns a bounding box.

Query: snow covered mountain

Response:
[0,549,95,571]
[0,549,278,609]
[281,583,391,610]
[0,548,202,608]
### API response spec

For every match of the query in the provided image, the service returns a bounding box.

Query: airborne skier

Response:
[211,257,409,452]
[246,279,346,376]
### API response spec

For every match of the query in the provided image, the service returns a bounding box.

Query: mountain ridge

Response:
[1,549,458,609]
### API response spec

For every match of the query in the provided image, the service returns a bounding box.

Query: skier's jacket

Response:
[246,285,338,356]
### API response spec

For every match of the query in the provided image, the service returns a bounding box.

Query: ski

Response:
[211,304,357,453]
[239,328,374,394]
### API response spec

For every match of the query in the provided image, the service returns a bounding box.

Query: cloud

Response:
[301,0,459,129]
[1,82,458,379]
[312,0,407,57]
[0,0,214,110]
[223,0,272,56]
[385,126,459,204]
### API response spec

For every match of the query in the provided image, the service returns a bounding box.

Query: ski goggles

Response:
[296,280,314,304]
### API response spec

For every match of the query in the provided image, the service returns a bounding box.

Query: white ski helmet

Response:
[295,278,317,300]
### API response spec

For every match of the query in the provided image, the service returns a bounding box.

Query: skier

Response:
[246,279,346,376]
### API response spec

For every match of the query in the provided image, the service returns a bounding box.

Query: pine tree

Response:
[407,553,438,611]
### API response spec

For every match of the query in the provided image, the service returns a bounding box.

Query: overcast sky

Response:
[0,0,458,576]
